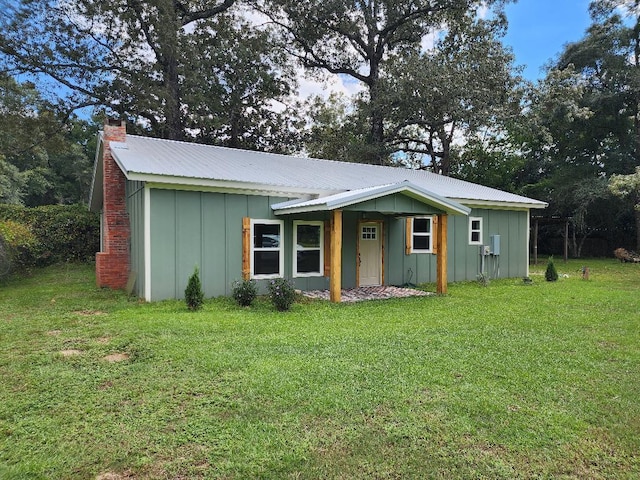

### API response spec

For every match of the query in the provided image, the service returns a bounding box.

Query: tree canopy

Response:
[0,0,639,254]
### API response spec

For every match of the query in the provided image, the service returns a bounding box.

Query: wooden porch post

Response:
[436,214,448,295]
[242,217,251,280]
[330,210,343,303]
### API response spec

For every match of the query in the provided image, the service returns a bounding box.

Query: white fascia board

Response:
[144,185,151,302]
[89,137,105,211]
[272,204,332,215]
[454,199,549,210]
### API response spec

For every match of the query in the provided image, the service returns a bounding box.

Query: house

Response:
[89,119,547,302]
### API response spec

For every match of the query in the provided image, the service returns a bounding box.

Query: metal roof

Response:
[103,134,548,209]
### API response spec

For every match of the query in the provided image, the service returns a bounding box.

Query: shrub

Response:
[0,220,39,275]
[545,256,559,282]
[232,278,258,307]
[267,277,296,311]
[185,266,204,311]
[0,204,99,270]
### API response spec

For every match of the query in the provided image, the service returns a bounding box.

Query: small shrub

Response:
[232,278,258,306]
[185,266,204,311]
[545,256,559,282]
[267,277,296,311]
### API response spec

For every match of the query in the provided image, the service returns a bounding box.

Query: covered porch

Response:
[271,181,470,303]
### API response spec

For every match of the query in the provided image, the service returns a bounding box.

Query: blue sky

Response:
[504,0,593,80]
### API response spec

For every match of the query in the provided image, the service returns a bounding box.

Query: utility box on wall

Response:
[490,235,501,255]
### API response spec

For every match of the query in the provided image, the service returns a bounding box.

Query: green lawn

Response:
[1,260,639,479]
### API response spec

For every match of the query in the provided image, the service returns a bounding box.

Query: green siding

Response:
[341,211,359,289]
[149,189,312,300]
[150,189,178,299]
[385,209,529,286]
[145,188,530,300]
[344,193,442,215]
[125,180,145,297]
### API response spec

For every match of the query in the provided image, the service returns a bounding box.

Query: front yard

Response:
[1,260,639,479]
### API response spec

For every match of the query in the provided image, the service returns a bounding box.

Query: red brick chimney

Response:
[96,119,130,289]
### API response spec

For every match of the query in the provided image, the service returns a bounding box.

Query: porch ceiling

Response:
[271,180,471,216]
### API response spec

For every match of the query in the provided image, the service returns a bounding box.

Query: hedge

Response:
[0,204,99,273]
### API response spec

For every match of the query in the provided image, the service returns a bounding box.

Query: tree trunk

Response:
[436,125,452,176]
[162,5,183,141]
[367,59,386,165]
[635,208,640,251]
[163,52,183,141]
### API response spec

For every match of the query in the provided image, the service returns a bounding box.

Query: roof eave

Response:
[454,198,549,210]
[88,132,105,212]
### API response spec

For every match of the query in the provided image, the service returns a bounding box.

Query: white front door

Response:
[359,223,382,286]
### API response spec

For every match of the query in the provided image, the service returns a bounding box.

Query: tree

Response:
[1,0,297,149]
[183,13,301,153]
[0,155,24,205]
[0,74,96,206]
[555,2,639,175]
[609,167,640,250]
[381,13,521,175]
[587,0,640,162]
[257,0,510,165]
[302,93,372,162]
[1,0,237,140]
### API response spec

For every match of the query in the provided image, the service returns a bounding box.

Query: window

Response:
[251,219,284,278]
[410,217,433,253]
[361,225,377,240]
[293,221,323,277]
[469,217,483,245]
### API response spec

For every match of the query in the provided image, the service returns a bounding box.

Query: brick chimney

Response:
[96,119,130,289]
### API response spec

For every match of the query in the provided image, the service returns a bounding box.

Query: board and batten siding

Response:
[385,208,529,286]
[146,189,331,301]
[130,187,531,300]
[125,180,145,297]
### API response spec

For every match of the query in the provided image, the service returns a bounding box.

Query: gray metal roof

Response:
[106,134,547,209]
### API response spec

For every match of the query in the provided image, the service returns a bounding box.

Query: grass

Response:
[0,259,639,479]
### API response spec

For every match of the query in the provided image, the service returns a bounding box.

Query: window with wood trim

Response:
[408,216,433,253]
[469,217,483,245]
[293,221,323,277]
[250,219,284,278]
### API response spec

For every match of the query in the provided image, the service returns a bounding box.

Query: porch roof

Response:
[271,181,471,216]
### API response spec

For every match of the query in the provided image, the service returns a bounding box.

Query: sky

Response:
[504,0,592,80]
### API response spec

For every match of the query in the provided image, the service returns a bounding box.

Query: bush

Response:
[185,266,204,311]
[0,204,99,270]
[545,256,559,282]
[232,278,258,307]
[267,277,297,311]
[0,220,38,276]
